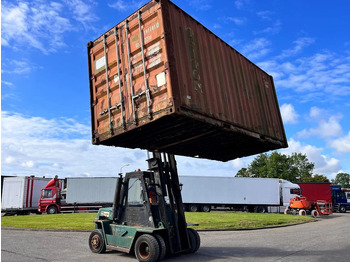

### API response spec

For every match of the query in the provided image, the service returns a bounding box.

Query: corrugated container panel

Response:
[87,0,287,162]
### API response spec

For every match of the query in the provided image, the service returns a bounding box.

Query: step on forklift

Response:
[88,152,200,261]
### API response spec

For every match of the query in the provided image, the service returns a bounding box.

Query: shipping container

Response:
[65,177,117,204]
[179,176,300,212]
[87,0,287,161]
[1,176,51,215]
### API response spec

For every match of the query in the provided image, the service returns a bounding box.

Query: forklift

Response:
[88,152,200,261]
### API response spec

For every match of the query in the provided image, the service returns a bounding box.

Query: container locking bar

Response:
[125,19,137,125]
[138,11,152,120]
[114,27,126,129]
[103,34,113,134]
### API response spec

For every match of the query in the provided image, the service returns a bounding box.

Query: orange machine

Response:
[285,196,332,217]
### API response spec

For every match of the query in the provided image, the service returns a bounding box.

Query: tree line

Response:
[235,151,350,188]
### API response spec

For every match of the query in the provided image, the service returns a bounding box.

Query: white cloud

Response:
[2,0,99,54]
[1,1,73,53]
[189,0,212,11]
[108,0,148,11]
[1,111,150,178]
[256,10,274,21]
[240,38,271,60]
[280,103,298,124]
[258,51,350,103]
[298,113,343,139]
[281,139,342,178]
[226,17,246,26]
[278,37,315,59]
[330,132,350,153]
[63,0,98,29]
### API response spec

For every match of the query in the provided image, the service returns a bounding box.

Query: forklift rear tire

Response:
[134,234,160,262]
[154,234,166,260]
[187,228,200,253]
[89,229,106,254]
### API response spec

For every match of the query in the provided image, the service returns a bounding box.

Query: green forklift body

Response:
[94,217,166,253]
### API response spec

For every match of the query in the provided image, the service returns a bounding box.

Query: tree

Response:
[235,151,315,183]
[303,174,330,183]
[334,172,350,188]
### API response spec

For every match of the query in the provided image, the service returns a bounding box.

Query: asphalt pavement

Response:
[2,213,350,261]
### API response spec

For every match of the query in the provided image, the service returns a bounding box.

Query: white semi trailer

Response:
[1,176,52,215]
[179,176,300,213]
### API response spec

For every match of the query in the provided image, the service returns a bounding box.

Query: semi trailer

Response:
[1,176,52,215]
[179,176,300,213]
[38,177,117,214]
[331,185,350,212]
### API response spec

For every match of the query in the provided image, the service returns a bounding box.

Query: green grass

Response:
[1,212,314,231]
[186,212,314,230]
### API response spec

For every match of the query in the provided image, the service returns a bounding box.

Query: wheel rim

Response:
[139,242,150,259]
[91,234,100,250]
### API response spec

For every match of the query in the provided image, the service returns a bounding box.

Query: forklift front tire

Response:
[134,234,160,262]
[187,228,200,253]
[154,234,166,260]
[89,229,106,254]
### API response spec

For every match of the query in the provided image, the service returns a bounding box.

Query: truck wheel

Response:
[89,229,106,254]
[187,228,200,253]
[298,209,306,216]
[339,205,346,213]
[47,206,58,214]
[135,234,160,262]
[201,205,211,212]
[189,204,199,212]
[311,210,319,217]
[154,234,166,260]
[256,206,266,213]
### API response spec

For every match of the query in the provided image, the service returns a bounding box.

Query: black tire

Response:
[154,234,166,261]
[201,205,211,212]
[89,229,106,254]
[256,206,266,213]
[47,205,58,214]
[187,228,200,253]
[339,205,346,213]
[134,234,160,262]
[189,204,199,212]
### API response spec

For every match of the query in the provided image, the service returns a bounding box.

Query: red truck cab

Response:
[38,177,64,214]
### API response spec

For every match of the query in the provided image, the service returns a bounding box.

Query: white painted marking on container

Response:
[156,72,166,87]
[95,56,106,71]
[114,75,119,83]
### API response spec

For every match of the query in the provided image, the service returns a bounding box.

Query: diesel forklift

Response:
[88,152,200,261]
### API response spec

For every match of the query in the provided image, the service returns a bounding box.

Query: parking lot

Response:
[2,213,350,261]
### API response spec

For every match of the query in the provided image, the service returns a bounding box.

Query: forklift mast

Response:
[146,152,190,254]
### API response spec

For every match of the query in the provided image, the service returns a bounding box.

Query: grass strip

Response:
[1,212,314,231]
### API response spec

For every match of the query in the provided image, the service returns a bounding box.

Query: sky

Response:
[1,0,350,180]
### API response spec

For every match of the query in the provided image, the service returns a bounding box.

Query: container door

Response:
[88,3,173,143]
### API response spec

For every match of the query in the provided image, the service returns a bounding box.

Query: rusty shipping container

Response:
[87,0,287,162]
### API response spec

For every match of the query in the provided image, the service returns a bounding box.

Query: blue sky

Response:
[2,0,350,180]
